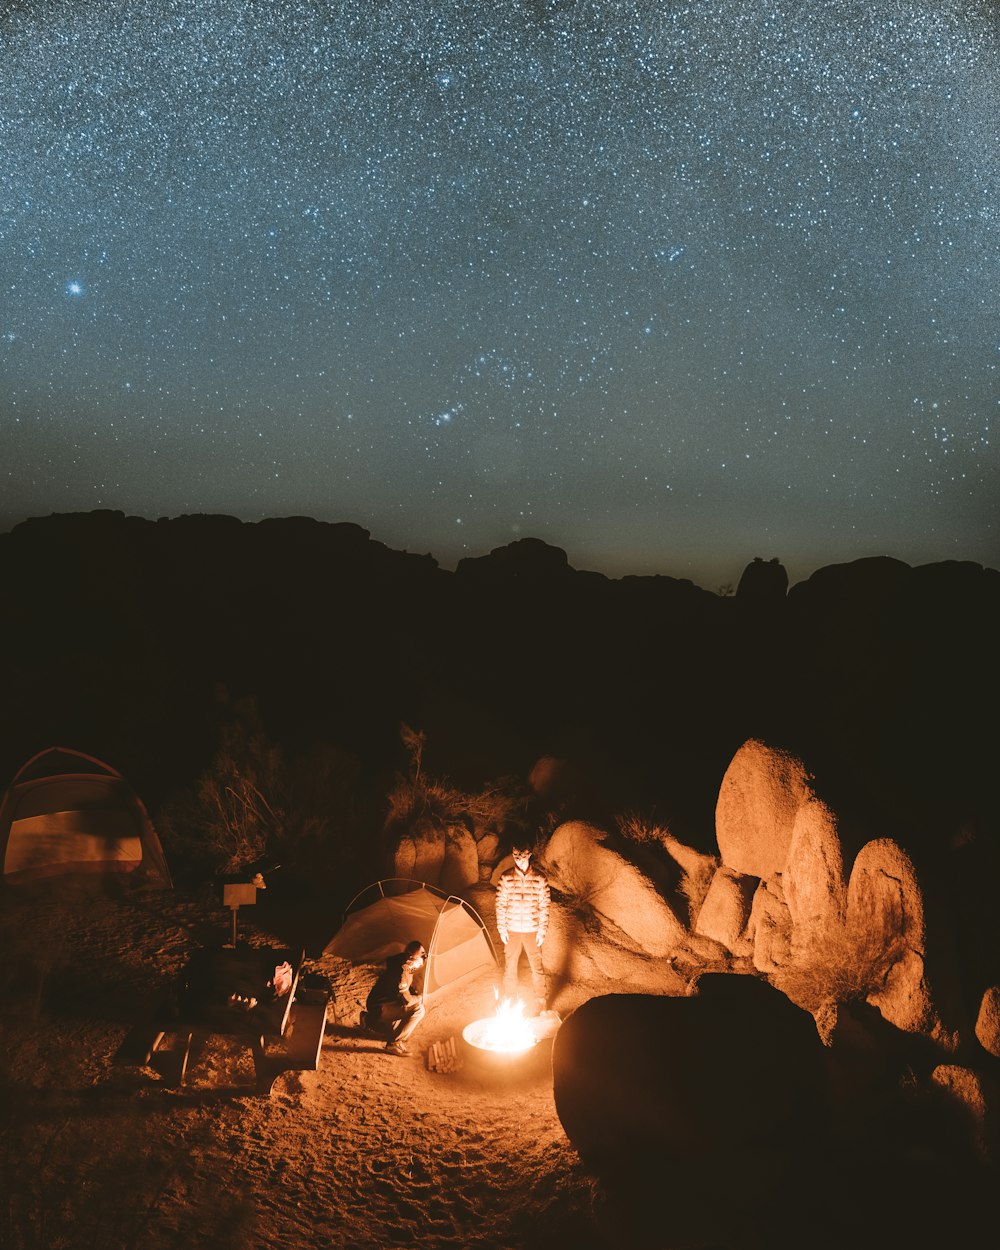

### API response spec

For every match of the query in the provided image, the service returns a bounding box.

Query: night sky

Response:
[2,0,998,588]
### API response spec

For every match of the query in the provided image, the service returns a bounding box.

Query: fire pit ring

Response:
[459,1010,561,1076]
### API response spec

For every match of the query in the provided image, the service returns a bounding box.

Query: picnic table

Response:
[145,942,327,1095]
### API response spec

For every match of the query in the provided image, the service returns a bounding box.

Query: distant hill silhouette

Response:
[1,511,997,858]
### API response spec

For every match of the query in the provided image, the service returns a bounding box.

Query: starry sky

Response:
[2,0,998,588]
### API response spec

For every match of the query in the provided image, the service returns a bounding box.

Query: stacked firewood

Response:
[425,1036,462,1073]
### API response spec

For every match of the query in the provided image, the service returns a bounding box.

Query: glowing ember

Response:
[462,997,539,1055]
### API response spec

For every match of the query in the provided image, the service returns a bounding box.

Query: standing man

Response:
[365,940,427,1056]
[496,843,550,1013]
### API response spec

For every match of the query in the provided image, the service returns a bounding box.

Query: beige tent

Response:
[324,879,497,1000]
[0,747,172,887]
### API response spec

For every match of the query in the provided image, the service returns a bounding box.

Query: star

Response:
[0,1,995,585]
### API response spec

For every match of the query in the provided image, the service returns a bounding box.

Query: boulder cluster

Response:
[392,735,1000,1165]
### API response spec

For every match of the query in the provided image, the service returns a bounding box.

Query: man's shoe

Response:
[384,1040,409,1056]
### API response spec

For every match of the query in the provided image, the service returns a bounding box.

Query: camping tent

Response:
[324,880,497,1000]
[0,747,172,886]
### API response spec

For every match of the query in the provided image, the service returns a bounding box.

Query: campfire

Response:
[462,996,540,1057]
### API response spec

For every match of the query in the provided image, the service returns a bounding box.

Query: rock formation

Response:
[542,820,689,958]
[784,795,847,958]
[552,974,829,1161]
[715,738,813,878]
[974,986,1000,1058]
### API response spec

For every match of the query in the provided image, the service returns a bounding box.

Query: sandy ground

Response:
[5,878,997,1250]
[0,880,610,1250]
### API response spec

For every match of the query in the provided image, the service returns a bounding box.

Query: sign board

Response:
[223,882,257,908]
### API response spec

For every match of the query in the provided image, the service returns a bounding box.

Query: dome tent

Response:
[324,879,497,1000]
[0,747,172,887]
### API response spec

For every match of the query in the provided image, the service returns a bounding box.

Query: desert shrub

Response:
[158,693,365,880]
[770,915,908,1014]
[384,724,529,847]
[615,810,663,844]
[279,741,370,879]
[158,694,284,876]
[677,859,716,926]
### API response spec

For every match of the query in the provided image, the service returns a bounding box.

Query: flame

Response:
[463,997,538,1054]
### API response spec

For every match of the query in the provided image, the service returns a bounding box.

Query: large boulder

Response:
[869,949,944,1041]
[846,837,925,951]
[392,825,479,893]
[552,974,829,1165]
[474,831,500,881]
[747,877,792,973]
[439,826,480,894]
[931,1064,996,1161]
[846,838,961,1049]
[658,831,719,925]
[658,830,719,881]
[694,866,757,953]
[392,830,445,884]
[543,899,689,997]
[543,821,688,957]
[736,556,789,605]
[715,740,813,878]
[975,986,1000,1059]
[784,796,847,957]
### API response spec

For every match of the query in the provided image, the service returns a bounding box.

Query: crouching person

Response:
[365,940,426,1056]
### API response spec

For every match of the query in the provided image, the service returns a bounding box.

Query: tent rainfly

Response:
[0,747,172,886]
[324,879,497,1000]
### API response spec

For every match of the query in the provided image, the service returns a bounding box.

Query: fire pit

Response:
[460,998,560,1075]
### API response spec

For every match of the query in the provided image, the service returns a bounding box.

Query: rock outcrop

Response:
[715,739,814,878]
[975,986,1000,1058]
[707,740,972,1063]
[392,825,481,894]
[784,796,847,958]
[931,1064,996,1160]
[847,838,961,1051]
[542,820,688,958]
[693,865,756,953]
[746,877,792,973]
[552,975,830,1164]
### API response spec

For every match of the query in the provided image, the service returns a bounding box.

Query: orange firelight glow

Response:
[462,997,539,1055]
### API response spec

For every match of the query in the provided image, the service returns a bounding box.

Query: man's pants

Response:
[502,931,546,1004]
[373,999,426,1043]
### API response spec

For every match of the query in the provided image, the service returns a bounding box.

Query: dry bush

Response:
[279,742,367,877]
[677,859,716,926]
[199,773,277,875]
[158,695,284,875]
[385,771,525,841]
[384,725,528,845]
[615,810,663,844]
[770,913,908,1013]
[159,695,365,879]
